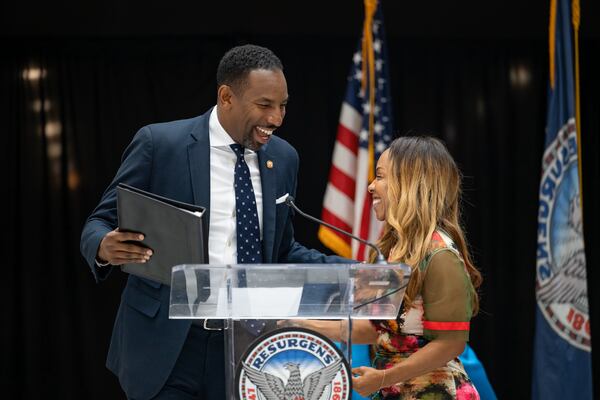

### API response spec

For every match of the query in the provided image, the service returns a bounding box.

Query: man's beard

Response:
[242,131,260,151]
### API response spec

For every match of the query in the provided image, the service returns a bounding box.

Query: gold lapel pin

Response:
[266,160,274,169]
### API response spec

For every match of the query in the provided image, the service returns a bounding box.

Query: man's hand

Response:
[97,228,152,265]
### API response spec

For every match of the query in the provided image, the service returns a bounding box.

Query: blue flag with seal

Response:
[532,0,592,399]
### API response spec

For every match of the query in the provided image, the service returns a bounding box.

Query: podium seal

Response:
[236,327,351,400]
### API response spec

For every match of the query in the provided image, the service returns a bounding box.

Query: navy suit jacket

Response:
[80,109,347,399]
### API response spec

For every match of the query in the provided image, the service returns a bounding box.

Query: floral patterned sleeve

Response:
[421,250,475,341]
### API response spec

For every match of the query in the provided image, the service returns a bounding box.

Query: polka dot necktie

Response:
[230,144,265,336]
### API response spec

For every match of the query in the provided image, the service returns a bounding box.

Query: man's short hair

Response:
[216,44,283,92]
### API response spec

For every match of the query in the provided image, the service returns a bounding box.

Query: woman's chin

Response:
[374,209,386,222]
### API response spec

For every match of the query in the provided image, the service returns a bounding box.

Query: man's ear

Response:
[217,85,234,109]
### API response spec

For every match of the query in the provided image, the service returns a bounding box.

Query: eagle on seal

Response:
[241,359,343,400]
[537,195,587,309]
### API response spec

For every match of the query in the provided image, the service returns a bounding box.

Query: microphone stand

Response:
[285,196,408,349]
[285,196,387,264]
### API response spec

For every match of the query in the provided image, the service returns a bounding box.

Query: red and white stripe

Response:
[320,103,384,261]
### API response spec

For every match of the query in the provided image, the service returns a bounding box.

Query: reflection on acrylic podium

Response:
[169,263,410,400]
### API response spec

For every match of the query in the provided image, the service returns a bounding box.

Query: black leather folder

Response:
[116,183,208,285]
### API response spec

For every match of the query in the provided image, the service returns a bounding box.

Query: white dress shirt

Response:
[208,107,263,266]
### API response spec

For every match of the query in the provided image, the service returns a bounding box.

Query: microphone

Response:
[283,195,387,264]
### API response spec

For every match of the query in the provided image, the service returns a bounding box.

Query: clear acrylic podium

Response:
[169,263,411,399]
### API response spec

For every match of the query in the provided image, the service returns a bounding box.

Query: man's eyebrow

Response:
[254,96,289,103]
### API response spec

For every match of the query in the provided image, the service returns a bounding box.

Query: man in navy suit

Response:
[80,44,346,399]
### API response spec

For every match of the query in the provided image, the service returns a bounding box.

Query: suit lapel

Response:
[188,112,211,228]
[258,148,276,262]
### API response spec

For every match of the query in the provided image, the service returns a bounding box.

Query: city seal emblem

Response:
[536,119,590,351]
[236,327,352,400]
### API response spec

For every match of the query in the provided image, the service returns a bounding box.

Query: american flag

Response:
[318,0,393,261]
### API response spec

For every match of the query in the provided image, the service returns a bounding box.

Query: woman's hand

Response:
[352,366,386,396]
[276,319,308,329]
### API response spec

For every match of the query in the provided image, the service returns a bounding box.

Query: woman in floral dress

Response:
[296,136,482,399]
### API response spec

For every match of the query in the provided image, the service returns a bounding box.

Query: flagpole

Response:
[549,0,557,89]
[572,0,583,214]
[362,0,377,182]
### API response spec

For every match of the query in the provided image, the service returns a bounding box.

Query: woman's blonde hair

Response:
[369,136,482,314]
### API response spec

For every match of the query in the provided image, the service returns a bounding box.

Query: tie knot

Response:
[230,144,245,158]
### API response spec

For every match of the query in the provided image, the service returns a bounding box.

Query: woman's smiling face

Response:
[368,149,390,222]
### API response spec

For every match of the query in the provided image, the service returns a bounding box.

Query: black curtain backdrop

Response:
[2,34,599,399]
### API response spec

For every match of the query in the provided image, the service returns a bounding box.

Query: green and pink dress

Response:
[370,230,480,400]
